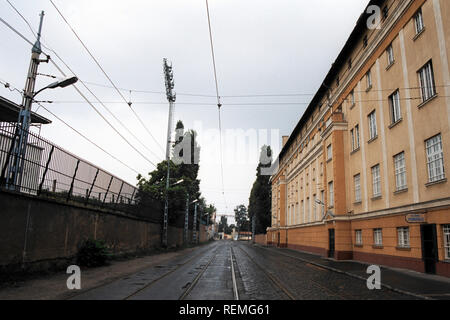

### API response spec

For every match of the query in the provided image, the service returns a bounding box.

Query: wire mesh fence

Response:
[0,122,161,221]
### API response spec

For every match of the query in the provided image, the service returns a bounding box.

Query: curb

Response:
[254,244,432,300]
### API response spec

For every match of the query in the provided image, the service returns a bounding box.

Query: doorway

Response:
[328,229,335,258]
[420,224,438,274]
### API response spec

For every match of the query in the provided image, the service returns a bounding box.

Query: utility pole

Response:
[162,58,176,248]
[6,11,48,190]
[192,203,198,244]
[184,193,189,245]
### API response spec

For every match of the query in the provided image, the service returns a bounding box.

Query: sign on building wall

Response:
[405,213,426,223]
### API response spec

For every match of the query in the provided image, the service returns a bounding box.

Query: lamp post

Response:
[5,11,78,190]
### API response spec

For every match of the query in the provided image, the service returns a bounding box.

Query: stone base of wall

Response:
[353,251,425,273]
[287,243,327,257]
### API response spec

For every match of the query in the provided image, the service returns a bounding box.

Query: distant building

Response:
[268,0,450,277]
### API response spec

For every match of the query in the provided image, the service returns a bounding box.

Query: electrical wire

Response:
[0,16,158,169]
[49,0,166,155]
[0,78,142,176]
[205,0,227,212]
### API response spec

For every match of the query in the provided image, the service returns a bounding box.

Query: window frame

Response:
[397,227,410,248]
[371,164,381,198]
[387,44,394,66]
[355,230,363,246]
[327,144,332,161]
[425,134,445,183]
[373,228,383,246]
[389,90,402,124]
[394,152,407,191]
[354,174,361,203]
[366,70,372,90]
[368,110,378,140]
[443,225,450,260]
[418,60,436,103]
[328,181,334,208]
[414,8,424,35]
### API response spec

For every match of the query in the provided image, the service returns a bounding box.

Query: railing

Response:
[0,122,149,216]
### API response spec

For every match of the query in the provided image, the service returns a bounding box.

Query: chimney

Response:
[282,135,289,147]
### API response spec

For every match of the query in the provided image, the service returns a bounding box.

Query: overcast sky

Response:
[0,0,369,222]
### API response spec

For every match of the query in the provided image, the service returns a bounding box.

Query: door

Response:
[421,224,438,274]
[328,229,335,258]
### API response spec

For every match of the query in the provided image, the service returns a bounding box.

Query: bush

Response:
[76,239,110,267]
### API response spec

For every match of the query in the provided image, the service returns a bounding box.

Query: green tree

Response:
[234,204,248,232]
[136,120,207,225]
[248,145,273,234]
[218,215,227,233]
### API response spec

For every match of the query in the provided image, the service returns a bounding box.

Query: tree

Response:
[218,216,227,233]
[248,145,273,234]
[136,120,208,225]
[234,204,248,232]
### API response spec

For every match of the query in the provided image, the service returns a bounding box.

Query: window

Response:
[327,144,332,161]
[351,125,360,151]
[306,197,310,222]
[355,230,363,245]
[414,8,424,35]
[387,44,394,66]
[350,90,355,106]
[313,194,317,221]
[366,70,372,89]
[328,181,334,207]
[372,164,381,197]
[444,225,450,260]
[374,228,383,246]
[320,191,325,217]
[355,125,360,149]
[397,227,410,248]
[418,61,436,103]
[354,174,361,203]
[301,200,304,224]
[394,152,407,191]
[426,134,445,182]
[368,110,377,140]
[389,90,401,124]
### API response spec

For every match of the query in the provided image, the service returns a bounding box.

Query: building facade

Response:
[268,0,450,277]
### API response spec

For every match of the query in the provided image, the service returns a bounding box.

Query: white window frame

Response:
[372,164,381,197]
[328,181,334,208]
[444,225,450,260]
[354,174,361,203]
[313,194,317,221]
[374,228,383,246]
[426,134,445,183]
[355,124,360,149]
[389,90,401,124]
[355,230,363,245]
[350,128,355,151]
[327,144,332,161]
[387,44,394,66]
[394,152,407,191]
[366,70,372,89]
[320,191,325,217]
[368,111,377,140]
[414,8,424,35]
[418,61,436,103]
[397,227,410,248]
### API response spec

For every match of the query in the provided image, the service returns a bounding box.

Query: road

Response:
[69,240,414,300]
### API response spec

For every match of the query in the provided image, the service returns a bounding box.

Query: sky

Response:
[0,0,369,223]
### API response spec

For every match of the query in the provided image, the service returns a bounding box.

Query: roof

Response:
[278,0,385,160]
[0,96,51,124]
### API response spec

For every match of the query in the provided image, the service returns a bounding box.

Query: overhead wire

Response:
[0,13,158,168]
[205,0,227,212]
[49,0,166,155]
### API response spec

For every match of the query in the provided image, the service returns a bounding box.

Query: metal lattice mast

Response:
[162,58,176,247]
[6,11,47,190]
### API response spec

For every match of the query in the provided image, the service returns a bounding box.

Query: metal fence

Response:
[0,122,149,216]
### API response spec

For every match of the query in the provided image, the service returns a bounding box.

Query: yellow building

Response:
[268,0,450,277]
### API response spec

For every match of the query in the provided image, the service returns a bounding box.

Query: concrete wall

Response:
[0,190,194,273]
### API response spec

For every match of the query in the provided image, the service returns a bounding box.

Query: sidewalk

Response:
[258,244,450,300]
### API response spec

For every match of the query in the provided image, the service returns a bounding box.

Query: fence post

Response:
[37,146,54,196]
[67,160,80,202]
[102,176,114,207]
[113,181,124,210]
[85,168,99,205]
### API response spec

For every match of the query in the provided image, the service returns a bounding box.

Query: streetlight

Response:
[33,76,78,97]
